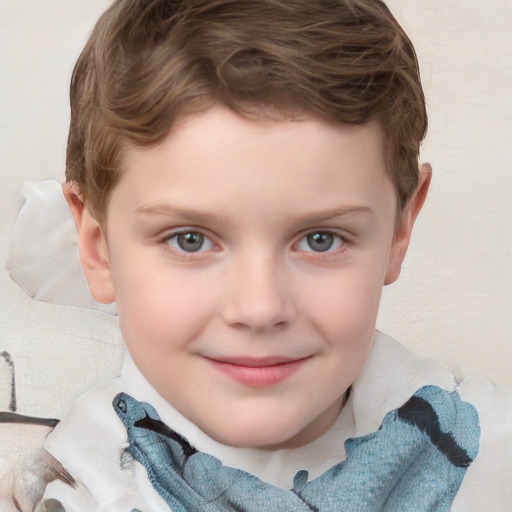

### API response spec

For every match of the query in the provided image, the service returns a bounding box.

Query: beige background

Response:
[0,0,510,419]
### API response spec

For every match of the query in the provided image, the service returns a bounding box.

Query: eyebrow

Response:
[293,206,374,224]
[135,203,230,224]
[135,203,373,225]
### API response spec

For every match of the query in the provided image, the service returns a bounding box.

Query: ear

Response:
[384,163,432,285]
[63,183,115,303]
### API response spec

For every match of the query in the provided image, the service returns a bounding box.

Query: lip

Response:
[206,356,310,388]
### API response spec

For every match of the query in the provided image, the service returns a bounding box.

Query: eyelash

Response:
[158,228,348,260]
[294,230,347,256]
[159,229,218,260]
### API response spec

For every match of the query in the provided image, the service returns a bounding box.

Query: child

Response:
[36,0,511,510]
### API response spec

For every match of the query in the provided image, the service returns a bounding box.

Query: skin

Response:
[66,104,430,449]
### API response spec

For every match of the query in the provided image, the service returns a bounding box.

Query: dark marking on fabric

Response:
[38,498,66,512]
[134,413,198,458]
[397,395,473,468]
[1,351,16,411]
[0,411,59,427]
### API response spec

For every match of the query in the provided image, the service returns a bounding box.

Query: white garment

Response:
[42,332,512,511]
[7,179,116,315]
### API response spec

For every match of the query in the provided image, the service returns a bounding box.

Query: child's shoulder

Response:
[365,331,512,429]
[365,332,512,511]
[44,378,127,468]
[42,379,153,511]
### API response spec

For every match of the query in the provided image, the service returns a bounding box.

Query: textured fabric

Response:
[114,386,480,512]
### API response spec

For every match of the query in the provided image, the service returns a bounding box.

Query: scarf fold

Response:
[113,385,479,512]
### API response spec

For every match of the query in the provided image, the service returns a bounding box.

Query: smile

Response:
[206,356,310,388]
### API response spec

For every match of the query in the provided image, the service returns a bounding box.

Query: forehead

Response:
[112,105,393,224]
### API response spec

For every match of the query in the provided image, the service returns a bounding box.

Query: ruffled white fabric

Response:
[6,179,116,314]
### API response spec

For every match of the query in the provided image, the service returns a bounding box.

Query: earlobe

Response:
[384,163,432,285]
[63,183,115,304]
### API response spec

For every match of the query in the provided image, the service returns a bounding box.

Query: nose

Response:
[221,253,297,332]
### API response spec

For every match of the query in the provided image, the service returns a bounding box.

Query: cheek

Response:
[112,258,217,350]
[301,262,386,340]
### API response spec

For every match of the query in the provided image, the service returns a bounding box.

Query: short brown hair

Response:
[66,0,427,221]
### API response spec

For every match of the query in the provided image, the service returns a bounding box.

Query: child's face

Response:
[80,105,417,449]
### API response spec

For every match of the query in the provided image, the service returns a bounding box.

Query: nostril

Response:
[228,318,290,333]
[221,272,296,331]
[230,321,250,331]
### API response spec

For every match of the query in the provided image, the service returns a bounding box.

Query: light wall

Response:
[378,0,512,386]
[0,0,510,417]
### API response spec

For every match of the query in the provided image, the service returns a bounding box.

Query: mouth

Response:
[205,356,310,388]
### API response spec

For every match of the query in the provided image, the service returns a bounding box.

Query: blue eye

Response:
[166,231,215,253]
[296,231,344,253]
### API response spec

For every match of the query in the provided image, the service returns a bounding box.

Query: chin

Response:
[203,417,309,450]
[217,432,297,450]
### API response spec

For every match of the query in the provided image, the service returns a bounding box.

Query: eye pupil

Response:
[177,232,204,252]
[307,232,334,252]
